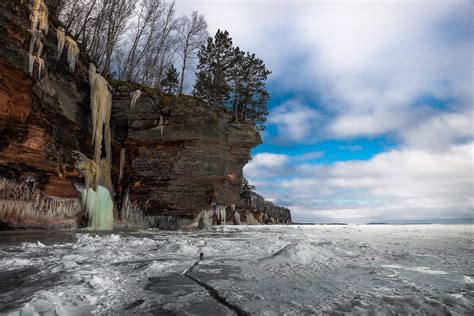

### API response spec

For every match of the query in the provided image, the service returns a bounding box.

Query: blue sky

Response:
[176,0,474,223]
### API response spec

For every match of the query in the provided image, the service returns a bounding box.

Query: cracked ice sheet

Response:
[0,225,473,315]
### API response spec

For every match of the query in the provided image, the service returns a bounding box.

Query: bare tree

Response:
[102,0,136,74]
[176,11,208,94]
[57,0,184,86]
[121,0,163,81]
[139,1,178,87]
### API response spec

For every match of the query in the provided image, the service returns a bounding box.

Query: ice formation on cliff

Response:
[74,152,114,230]
[66,36,79,72]
[30,0,48,34]
[56,27,65,59]
[28,0,48,77]
[234,211,241,224]
[120,191,180,228]
[80,185,114,230]
[36,56,45,78]
[130,90,141,108]
[152,115,165,136]
[89,63,112,164]
[119,148,126,182]
[69,64,115,229]
[0,178,81,226]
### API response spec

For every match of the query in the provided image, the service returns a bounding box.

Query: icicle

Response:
[56,27,65,59]
[37,0,48,34]
[28,0,48,78]
[0,178,81,226]
[66,36,79,72]
[89,63,97,86]
[130,90,141,108]
[28,54,35,75]
[88,63,112,165]
[36,36,43,59]
[234,211,240,225]
[119,148,126,182]
[157,115,164,136]
[220,208,226,225]
[119,190,159,227]
[36,56,44,78]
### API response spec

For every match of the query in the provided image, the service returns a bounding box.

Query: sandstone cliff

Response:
[237,192,292,224]
[110,82,261,228]
[0,0,290,229]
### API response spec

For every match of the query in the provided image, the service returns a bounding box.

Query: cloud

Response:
[268,100,321,143]
[176,1,473,222]
[245,143,474,223]
[176,1,472,144]
[400,107,474,150]
[244,153,290,178]
[294,151,324,161]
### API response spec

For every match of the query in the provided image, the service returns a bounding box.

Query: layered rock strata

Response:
[0,0,276,229]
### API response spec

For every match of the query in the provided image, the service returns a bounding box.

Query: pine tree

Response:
[193,30,235,107]
[231,52,271,129]
[161,64,179,95]
[193,30,271,130]
[240,178,256,206]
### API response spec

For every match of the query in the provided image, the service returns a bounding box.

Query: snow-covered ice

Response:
[0,225,472,315]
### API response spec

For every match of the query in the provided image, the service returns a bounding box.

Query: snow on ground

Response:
[0,225,472,315]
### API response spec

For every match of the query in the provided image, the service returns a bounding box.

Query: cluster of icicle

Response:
[65,36,79,72]
[0,178,81,227]
[56,27,65,59]
[120,192,181,228]
[195,205,228,228]
[121,191,152,226]
[152,115,165,136]
[130,90,141,108]
[28,0,48,78]
[55,26,79,72]
[234,211,241,224]
[89,63,112,164]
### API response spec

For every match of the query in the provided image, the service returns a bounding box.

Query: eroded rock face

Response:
[237,192,292,224]
[111,84,261,223]
[0,0,91,227]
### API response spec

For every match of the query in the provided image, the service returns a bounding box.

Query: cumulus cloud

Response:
[400,107,474,150]
[176,1,473,222]
[244,153,290,178]
[268,99,321,144]
[245,143,474,223]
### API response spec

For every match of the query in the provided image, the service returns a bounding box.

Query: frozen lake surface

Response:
[0,225,472,315]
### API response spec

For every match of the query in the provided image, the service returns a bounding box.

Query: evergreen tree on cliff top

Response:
[161,64,179,95]
[194,29,271,130]
[231,50,271,129]
[193,30,235,107]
